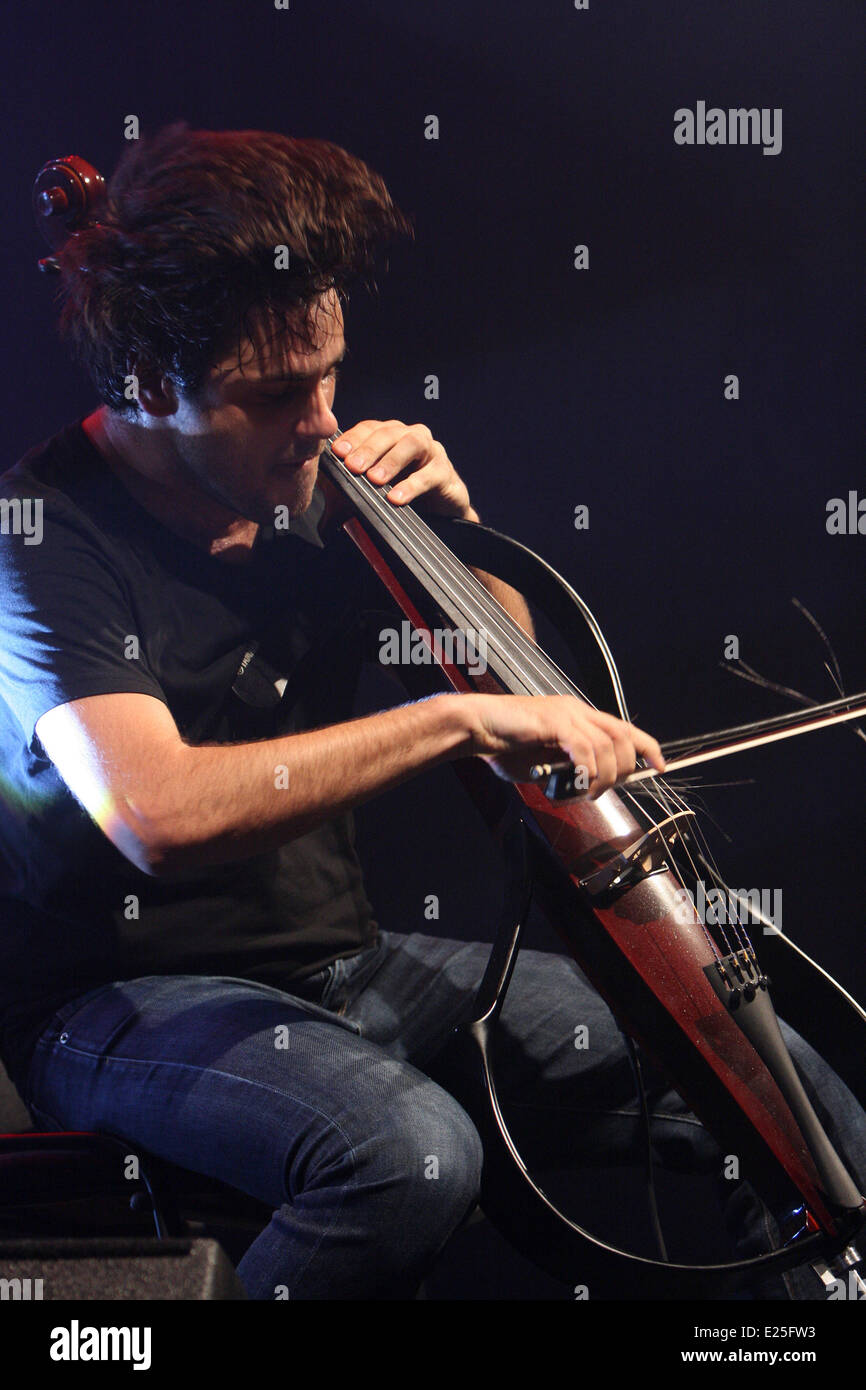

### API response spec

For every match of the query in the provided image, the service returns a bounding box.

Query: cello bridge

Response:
[578,810,695,903]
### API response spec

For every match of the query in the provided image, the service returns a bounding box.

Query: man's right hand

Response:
[462,692,665,799]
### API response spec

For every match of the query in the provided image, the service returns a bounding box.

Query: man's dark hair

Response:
[56,123,413,410]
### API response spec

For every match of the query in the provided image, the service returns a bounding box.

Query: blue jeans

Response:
[20,931,866,1299]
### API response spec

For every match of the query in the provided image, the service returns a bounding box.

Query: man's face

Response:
[161,289,345,525]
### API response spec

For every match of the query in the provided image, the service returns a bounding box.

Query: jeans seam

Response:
[31,1043,362,1198]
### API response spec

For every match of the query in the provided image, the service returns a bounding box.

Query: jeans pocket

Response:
[324,936,387,1014]
[20,984,115,1117]
[51,985,143,1057]
[285,963,335,1003]
[282,987,363,1035]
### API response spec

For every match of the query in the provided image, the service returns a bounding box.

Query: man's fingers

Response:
[628,726,666,773]
[589,733,618,798]
[585,709,665,774]
[332,422,434,483]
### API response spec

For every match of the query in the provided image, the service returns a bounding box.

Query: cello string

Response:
[341,451,734,957]
[622,778,730,962]
[322,435,558,684]
[346,457,743,959]
[325,444,705,859]
[325,440,758,814]
[325,440,666,786]
[339,467,588,703]
[329,447,684,839]
[323,442,737,959]
[322,445,696,884]
[323,430,650,715]
[323,441,587,699]
[323,452,541,687]
[635,772,759,961]
[618,730,748,961]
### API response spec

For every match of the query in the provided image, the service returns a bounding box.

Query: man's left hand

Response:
[329,420,479,522]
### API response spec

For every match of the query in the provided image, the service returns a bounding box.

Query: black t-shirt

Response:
[0,419,381,1093]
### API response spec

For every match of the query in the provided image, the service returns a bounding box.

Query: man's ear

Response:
[134,370,180,418]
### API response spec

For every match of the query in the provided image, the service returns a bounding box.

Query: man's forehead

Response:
[214,295,344,384]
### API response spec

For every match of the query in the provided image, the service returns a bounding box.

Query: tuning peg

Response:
[32,155,107,269]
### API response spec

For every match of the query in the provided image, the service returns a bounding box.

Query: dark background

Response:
[2,0,863,1297]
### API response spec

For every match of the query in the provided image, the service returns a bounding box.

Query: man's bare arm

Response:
[35,687,662,881]
[469,565,535,639]
[460,505,535,639]
[36,692,474,879]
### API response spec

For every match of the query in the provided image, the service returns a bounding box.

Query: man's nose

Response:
[298,380,338,438]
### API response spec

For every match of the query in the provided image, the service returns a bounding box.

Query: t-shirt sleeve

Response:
[0,497,167,750]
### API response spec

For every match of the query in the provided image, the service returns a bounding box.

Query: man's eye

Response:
[257,368,340,406]
[259,389,299,405]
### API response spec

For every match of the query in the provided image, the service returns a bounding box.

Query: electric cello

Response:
[317,429,866,1299]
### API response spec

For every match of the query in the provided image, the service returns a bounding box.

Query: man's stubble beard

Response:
[172,432,320,526]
